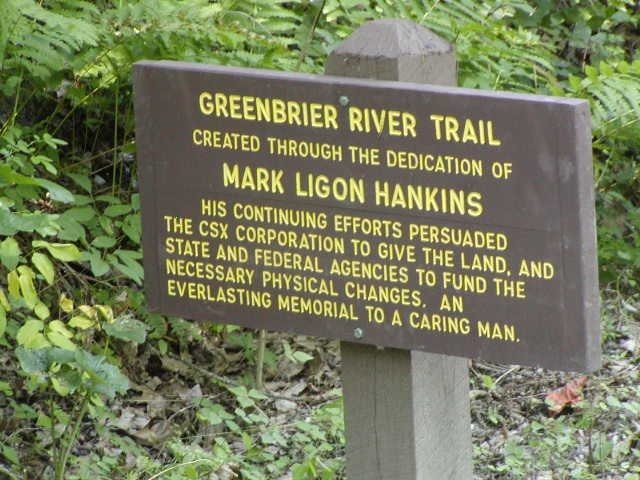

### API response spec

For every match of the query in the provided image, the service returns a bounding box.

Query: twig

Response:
[255,329,266,389]
[0,465,22,480]
[148,345,339,405]
[55,393,90,480]
[146,459,223,480]
[148,345,239,387]
[494,366,519,387]
[295,0,327,72]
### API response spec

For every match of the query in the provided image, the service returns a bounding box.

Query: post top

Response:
[329,19,453,59]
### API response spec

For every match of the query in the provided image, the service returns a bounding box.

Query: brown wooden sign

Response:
[133,60,600,371]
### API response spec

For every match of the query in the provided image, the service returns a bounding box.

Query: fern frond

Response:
[366,0,560,93]
[1,0,101,90]
[571,61,640,145]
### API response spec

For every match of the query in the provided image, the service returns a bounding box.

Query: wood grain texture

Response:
[340,344,472,480]
[326,19,473,480]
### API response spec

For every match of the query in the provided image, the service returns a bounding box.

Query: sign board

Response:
[133,60,600,371]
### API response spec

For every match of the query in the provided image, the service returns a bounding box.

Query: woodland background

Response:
[1,1,640,479]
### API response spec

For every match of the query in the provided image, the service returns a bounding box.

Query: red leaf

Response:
[545,375,588,417]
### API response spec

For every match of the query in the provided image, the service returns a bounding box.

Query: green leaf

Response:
[16,347,48,374]
[16,347,75,374]
[77,305,97,320]
[95,195,120,204]
[17,265,35,277]
[115,249,142,261]
[55,370,82,395]
[16,319,46,347]
[46,347,76,364]
[35,179,74,203]
[197,402,232,425]
[42,133,66,148]
[18,270,39,309]
[112,260,143,284]
[33,240,80,262]
[31,252,55,284]
[62,206,95,223]
[0,237,21,269]
[34,302,51,320]
[292,351,314,364]
[72,194,93,206]
[0,165,37,186]
[49,320,74,338]
[31,155,57,175]
[66,172,92,193]
[228,386,255,408]
[51,376,71,396]
[111,250,144,284]
[84,250,110,276]
[36,413,52,429]
[7,270,20,299]
[55,216,85,242]
[481,375,495,390]
[104,204,132,217]
[2,445,19,465]
[68,315,94,330]
[248,388,268,401]
[95,305,114,323]
[0,209,58,236]
[59,293,73,313]
[131,193,140,210]
[91,256,110,276]
[0,305,6,338]
[0,288,10,311]
[103,316,147,344]
[73,350,129,399]
[122,214,141,244]
[0,381,13,395]
[47,330,76,350]
[98,215,114,236]
[92,236,117,248]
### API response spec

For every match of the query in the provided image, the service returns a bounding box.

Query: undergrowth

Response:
[1,0,639,478]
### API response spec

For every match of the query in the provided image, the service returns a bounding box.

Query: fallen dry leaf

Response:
[275,399,297,412]
[545,375,588,417]
[132,419,174,446]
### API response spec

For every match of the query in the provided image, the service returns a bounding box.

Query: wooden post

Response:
[325,20,473,480]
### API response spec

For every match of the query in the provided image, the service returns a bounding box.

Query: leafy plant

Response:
[0,0,100,98]
[11,299,145,479]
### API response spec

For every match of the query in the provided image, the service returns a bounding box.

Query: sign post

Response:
[133,18,600,480]
[326,20,473,479]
